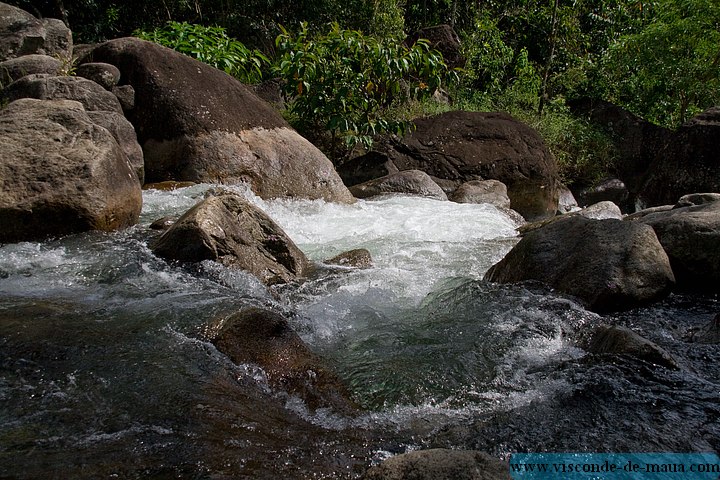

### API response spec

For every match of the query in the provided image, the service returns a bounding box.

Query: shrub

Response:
[134,21,269,84]
[274,22,455,159]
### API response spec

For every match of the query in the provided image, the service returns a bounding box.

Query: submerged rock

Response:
[584,324,679,370]
[0,98,141,243]
[211,307,357,413]
[324,248,373,269]
[85,37,354,203]
[151,193,309,285]
[486,216,675,313]
[686,314,720,344]
[349,170,447,200]
[363,449,510,480]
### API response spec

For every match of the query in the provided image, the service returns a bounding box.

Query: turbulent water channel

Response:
[1,184,718,478]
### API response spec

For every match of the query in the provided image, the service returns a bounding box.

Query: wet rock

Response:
[351,111,559,221]
[363,449,510,480]
[0,3,45,61]
[149,216,175,230]
[640,107,720,207]
[349,170,447,200]
[449,179,511,209]
[85,38,354,203]
[2,74,123,114]
[143,181,196,191]
[0,98,142,243]
[75,62,121,90]
[486,216,675,313]
[87,110,144,184]
[211,307,357,413]
[324,248,373,269]
[636,199,720,292]
[0,54,61,85]
[585,325,679,370]
[151,193,309,286]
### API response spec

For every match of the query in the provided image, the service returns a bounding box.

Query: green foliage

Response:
[461,14,541,110]
[135,21,269,83]
[599,0,720,127]
[275,22,454,158]
[368,0,406,39]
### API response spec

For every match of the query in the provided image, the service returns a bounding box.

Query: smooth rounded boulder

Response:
[0,3,45,61]
[84,37,354,203]
[634,199,720,292]
[449,179,511,209]
[0,98,142,243]
[210,307,357,413]
[485,216,675,312]
[151,192,310,286]
[0,54,62,85]
[344,111,560,221]
[349,170,447,200]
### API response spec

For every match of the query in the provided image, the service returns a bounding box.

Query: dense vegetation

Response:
[10,0,719,186]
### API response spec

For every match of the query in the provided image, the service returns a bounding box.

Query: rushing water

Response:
[1,184,718,478]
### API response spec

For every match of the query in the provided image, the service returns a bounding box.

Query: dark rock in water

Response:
[636,199,720,292]
[686,314,720,344]
[584,324,679,370]
[0,54,61,85]
[85,37,354,203]
[211,307,357,413]
[149,216,175,230]
[3,74,123,114]
[87,110,144,184]
[639,107,720,207]
[363,449,510,480]
[449,179,511,209]
[485,216,675,312]
[408,25,465,70]
[151,193,309,286]
[75,62,121,90]
[351,111,559,221]
[324,248,373,269]
[143,181,196,191]
[575,178,630,211]
[0,3,45,61]
[349,170,447,200]
[0,98,142,243]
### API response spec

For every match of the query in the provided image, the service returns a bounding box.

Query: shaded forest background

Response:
[8,0,719,187]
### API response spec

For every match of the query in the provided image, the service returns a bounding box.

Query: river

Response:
[1,184,718,478]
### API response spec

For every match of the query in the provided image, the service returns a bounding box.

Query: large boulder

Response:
[449,179,511,209]
[408,25,465,70]
[485,216,675,312]
[151,192,310,285]
[75,62,121,90]
[575,178,630,211]
[634,199,720,292]
[38,17,72,59]
[0,3,45,61]
[87,111,144,184]
[0,54,61,85]
[83,37,354,203]
[0,98,142,243]
[344,111,559,221]
[349,170,447,200]
[363,449,510,480]
[210,307,356,413]
[2,74,123,114]
[639,107,720,207]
